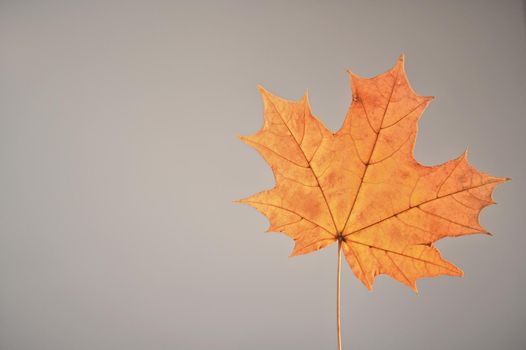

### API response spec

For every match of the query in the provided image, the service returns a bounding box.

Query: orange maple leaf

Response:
[238,55,507,292]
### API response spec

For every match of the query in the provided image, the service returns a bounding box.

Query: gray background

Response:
[0,0,524,349]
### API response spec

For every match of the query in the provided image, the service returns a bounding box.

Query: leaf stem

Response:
[337,237,342,350]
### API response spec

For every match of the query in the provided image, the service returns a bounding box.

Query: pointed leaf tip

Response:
[393,54,405,71]
[412,284,419,294]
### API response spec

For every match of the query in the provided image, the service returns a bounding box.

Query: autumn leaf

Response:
[238,55,507,292]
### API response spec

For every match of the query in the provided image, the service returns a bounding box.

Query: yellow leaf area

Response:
[238,56,508,292]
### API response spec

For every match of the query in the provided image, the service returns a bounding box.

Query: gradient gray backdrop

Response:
[1,1,525,349]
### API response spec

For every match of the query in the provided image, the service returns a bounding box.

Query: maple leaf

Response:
[238,55,507,292]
